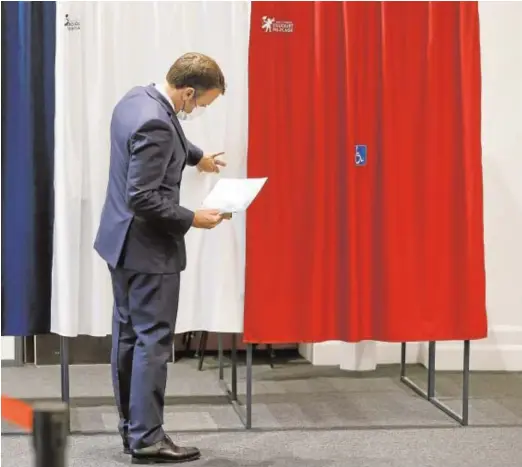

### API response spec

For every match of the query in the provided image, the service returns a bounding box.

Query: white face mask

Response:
[177,98,205,121]
[176,90,205,122]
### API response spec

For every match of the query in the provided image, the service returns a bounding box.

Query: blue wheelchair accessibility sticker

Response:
[355,145,367,166]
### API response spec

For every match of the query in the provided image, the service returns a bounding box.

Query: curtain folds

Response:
[245,1,487,343]
[2,1,486,343]
[1,1,56,336]
[51,1,250,336]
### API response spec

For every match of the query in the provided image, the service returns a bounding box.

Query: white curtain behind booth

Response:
[52,1,251,336]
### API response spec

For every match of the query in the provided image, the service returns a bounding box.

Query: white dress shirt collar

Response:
[155,82,176,113]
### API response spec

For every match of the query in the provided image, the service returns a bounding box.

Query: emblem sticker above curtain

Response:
[52,1,251,336]
[244,1,487,343]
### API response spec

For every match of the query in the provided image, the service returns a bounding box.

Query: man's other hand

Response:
[192,209,224,229]
[197,152,227,173]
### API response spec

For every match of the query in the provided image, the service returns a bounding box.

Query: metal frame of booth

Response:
[57,336,471,431]
[217,335,254,429]
[400,341,470,426]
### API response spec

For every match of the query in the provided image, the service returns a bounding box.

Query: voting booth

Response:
[3,0,493,433]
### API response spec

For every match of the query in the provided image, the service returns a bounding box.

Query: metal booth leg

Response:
[59,336,71,433]
[217,334,253,429]
[400,340,470,426]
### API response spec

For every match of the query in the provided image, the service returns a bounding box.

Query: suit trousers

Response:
[109,266,180,449]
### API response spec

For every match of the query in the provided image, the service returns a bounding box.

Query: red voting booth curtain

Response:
[245,1,487,343]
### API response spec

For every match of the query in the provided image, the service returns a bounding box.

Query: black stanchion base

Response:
[400,340,470,426]
[217,334,253,429]
[33,401,69,467]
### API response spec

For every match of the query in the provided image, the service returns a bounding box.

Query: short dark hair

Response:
[166,52,226,95]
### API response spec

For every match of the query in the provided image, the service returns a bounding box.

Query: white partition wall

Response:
[1,337,16,361]
[300,1,522,371]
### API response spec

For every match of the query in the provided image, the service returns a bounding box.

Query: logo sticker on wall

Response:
[261,16,294,33]
[355,145,367,166]
[64,14,80,31]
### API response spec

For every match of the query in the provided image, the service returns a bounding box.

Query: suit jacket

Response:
[94,84,204,274]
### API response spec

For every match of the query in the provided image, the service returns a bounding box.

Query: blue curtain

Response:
[1,2,56,336]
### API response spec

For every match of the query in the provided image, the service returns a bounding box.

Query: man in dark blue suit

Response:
[94,52,229,464]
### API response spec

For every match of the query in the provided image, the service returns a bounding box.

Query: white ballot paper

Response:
[201,177,268,214]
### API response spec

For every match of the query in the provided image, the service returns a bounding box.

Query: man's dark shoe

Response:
[131,436,200,464]
[123,438,131,455]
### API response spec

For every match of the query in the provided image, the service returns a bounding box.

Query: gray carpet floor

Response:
[2,357,521,466]
[3,428,522,467]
